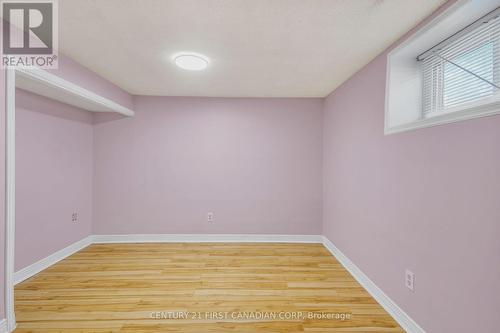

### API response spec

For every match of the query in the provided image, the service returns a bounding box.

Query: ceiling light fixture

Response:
[173,53,209,71]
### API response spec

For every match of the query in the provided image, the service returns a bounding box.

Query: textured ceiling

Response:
[59,0,447,97]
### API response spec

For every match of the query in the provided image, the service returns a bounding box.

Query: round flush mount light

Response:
[173,53,209,71]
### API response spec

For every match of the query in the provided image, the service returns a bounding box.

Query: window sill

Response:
[384,102,500,135]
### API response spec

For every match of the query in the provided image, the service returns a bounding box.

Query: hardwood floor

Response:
[14,243,404,332]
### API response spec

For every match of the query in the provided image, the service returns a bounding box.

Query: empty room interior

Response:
[1,0,500,332]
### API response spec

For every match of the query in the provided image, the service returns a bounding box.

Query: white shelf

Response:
[15,67,135,117]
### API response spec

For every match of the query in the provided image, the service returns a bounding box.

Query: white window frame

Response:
[385,0,500,135]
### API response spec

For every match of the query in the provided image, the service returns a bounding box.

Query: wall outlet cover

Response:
[405,269,415,292]
[207,212,214,222]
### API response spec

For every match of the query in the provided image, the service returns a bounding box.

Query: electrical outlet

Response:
[72,212,78,223]
[405,269,415,292]
[207,212,214,222]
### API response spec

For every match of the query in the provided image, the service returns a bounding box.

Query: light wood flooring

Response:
[14,243,404,332]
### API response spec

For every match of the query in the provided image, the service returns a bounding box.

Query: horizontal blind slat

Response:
[422,14,500,115]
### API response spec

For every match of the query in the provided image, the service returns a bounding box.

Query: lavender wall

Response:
[93,97,323,235]
[15,89,93,271]
[322,18,500,333]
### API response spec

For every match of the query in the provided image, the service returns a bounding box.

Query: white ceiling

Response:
[59,0,447,97]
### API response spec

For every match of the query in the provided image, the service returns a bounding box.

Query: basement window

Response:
[420,17,500,117]
[385,2,500,134]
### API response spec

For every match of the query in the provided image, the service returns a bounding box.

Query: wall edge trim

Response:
[92,234,324,244]
[14,234,323,285]
[14,236,94,285]
[321,236,425,333]
[0,319,8,333]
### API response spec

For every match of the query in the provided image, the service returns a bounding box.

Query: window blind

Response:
[421,12,500,116]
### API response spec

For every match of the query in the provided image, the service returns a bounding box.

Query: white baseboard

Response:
[0,319,7,333]
[14,235,93,285]
[92,234,323,244]
[321,236,425,333]
[14,234,322,284]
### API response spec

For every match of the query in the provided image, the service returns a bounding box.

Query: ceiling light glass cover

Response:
[174,53,209,71]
